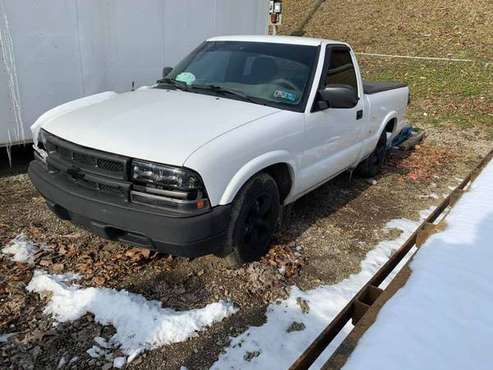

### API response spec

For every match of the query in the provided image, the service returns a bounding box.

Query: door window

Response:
[324,48,358,91]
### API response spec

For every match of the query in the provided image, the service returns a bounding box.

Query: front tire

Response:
[224,173,281,266]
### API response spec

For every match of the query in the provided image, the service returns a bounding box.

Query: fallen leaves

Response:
[124,247,152,263]
[52,263,64,273]
[243,350,261,362]
[263,244,305,279]
[58,243,78,257]
[39,259,52,268]
[296,297,310,314]
[287,321,306,333]
[389,144,455,182]
[93,276,106,286]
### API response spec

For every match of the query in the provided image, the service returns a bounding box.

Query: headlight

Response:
[132,160,202,191]
[131,160,209,213]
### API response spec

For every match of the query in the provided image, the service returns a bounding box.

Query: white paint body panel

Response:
[42,89,280,167]
[0,0,268,146]
[35,37,409,207]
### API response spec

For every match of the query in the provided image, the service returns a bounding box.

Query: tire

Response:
[223,173,281,266]
[357,131,388,178]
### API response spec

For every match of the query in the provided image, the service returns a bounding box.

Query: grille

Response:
[46,133,128,179]
[57,146,72,160]
[98,183,122,194]
[43,131,130,199]
[97,158,124,173]
[75,178,125,198]
[73,152,96,166]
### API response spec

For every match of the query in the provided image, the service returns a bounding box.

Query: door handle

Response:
[356,110,363,120]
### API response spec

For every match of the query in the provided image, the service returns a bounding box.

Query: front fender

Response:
[219,151,296,205]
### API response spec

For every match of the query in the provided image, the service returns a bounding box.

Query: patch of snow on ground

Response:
[57,356,67,369]
[212,209,433,370]
[27,271,238,364]
[113,357,126,368]
[343,161,493,370]
[2,234,39,264]
[0,333,17,343]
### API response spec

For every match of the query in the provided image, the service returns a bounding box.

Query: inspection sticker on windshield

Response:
[176,72,196,85]
[273,89,298,103]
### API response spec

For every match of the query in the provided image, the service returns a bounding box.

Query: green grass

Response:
[359,57,493,132]
[281,0,493,138]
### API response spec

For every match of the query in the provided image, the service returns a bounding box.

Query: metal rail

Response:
[289,148,493,370]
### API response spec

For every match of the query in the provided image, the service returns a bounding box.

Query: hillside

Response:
[281,0,493,141]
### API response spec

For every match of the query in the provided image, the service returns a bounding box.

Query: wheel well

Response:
[385,118,397,134]
[263,163,292,202]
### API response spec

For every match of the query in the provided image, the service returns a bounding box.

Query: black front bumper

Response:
[28,160,231,257]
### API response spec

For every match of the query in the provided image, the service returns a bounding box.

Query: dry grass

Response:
[280,0,493,138]
[277,0,315,35]
[304,0,493,60]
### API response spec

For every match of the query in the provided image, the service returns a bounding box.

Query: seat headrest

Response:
[249,57,279,83]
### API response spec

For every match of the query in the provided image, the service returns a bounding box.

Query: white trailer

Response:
[0,0,268,147]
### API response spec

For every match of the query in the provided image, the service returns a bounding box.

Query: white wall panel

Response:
[0,37,16,145]
[1,0,83,144]
[0,0,268,145]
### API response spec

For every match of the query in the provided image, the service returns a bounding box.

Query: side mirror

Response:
[318,84,358,109]
[162,67,173,79]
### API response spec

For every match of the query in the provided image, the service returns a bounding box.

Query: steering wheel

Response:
[271,78,299,92]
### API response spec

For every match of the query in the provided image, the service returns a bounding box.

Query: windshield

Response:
[161,41,319,112]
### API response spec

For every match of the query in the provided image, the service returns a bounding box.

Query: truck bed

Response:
[363,80,408,95]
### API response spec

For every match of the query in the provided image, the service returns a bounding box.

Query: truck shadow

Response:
[275,171,373,245]
[275,150,413,248]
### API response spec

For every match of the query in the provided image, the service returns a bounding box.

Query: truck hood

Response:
[41,88,280,166]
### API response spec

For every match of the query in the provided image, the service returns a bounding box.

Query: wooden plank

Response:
[399,131,425,151]
[351,300,370,325]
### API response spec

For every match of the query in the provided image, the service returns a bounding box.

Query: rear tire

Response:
[223,173,281,267]
[357,131,388,178]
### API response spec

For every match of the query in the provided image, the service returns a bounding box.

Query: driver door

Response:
[300,45,366,191]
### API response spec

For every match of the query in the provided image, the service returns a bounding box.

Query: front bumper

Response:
[28,160,231,257]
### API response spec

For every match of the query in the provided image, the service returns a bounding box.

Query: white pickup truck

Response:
[29,35,409,265]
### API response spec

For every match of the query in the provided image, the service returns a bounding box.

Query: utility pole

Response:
[269,1,283,35]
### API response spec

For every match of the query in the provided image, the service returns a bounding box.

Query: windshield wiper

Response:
[157,80,261,105]
[190,84,258,104]
[157,77,190,91]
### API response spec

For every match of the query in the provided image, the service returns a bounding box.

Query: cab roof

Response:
[207,35,349,48]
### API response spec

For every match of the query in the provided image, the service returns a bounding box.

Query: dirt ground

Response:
[1,129,490,370]
[1,1,492,369]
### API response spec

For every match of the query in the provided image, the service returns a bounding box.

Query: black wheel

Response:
[224,173,281,266]
[357,132,388,178]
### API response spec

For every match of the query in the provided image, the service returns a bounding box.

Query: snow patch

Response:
[113,357,126,368]
[27,271,238,364]
[0,332,17,343]
[212,209,433,369]
[2,234,40,264]
[57,356,67,369]
[343,161,493,370]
